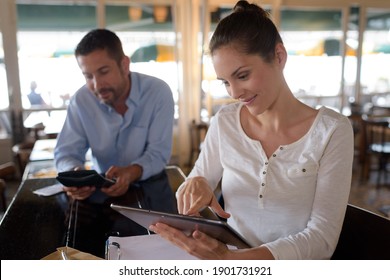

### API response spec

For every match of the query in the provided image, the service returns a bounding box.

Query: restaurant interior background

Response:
[0,0,390,217]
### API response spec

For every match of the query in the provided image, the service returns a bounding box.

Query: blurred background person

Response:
[27,81,46,106]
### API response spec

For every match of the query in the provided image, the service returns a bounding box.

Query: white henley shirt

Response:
[187,102,354,259]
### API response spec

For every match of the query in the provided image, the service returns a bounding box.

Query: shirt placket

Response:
[258,146,284,208]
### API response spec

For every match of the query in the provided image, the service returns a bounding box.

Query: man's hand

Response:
[63,185,96,200]
[102,164,143,197]
[62,166,95,200]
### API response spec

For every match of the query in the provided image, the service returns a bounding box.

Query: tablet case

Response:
[56,170,115,188]
[110,203,253,249]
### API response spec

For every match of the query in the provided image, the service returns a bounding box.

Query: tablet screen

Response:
[110,203,252,249]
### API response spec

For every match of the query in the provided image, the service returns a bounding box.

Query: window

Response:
[16,3,179,134]
[17,4,95,110]
[201,6,348,119]
[16,4,96,135]
[0,33,9,110]
[281,9,345,111]
[201,6,239,122]
[18,31,85,109]
[361,8,390,106]
[106,3,178,119]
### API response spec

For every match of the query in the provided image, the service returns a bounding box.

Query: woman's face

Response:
[212,45,285,116]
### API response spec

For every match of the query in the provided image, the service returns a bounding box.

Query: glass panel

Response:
[281,9,344,111]
[106,3,178,119]
[201,6,237,122]
[17,4,96,31]
[0,33,9,110]
[343,7,359,113]
[361,8,390,107]
[0,31,11,138]
[18,31,85,109]
[105,2,178,164]
[201,6,347,120]
[16,4,95,135]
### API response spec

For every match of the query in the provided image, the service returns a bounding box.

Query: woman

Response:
[150,0,354,260]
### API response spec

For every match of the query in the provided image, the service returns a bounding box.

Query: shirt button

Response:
[302,168,306,172]
[272,154,276,157]
[280,147,284,150]
[259,195,263,198]
[261,183,265,186]
[263,171,266,174]
[265,162,268,165]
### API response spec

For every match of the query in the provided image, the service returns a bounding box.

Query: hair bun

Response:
[234,1,259,13]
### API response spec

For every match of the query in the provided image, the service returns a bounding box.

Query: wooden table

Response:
[29,139,57,162]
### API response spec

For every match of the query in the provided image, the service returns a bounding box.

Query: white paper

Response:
[33,183,64,196]
[107,234,198,260]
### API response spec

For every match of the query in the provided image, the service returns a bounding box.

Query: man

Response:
[54,29,175,257]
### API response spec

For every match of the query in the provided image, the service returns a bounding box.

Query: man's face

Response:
[77,48,129,106]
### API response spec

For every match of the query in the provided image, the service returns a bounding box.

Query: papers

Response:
[107,234,198,260]
[33,183,64,196]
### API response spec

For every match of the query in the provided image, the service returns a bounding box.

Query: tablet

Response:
[110,203,253,249]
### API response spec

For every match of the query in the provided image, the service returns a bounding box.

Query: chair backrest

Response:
[165,165,186,193]
[360,115,390,161]
[331,204,390,259]
[12,141,35,176]
[0,179,6,212]
[187,120,209,167]
[368,105,390,117]
[0,162,16,179]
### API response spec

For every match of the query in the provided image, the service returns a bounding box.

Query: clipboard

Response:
[110,203,253,249]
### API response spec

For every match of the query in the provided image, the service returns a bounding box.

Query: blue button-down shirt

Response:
[54,72,174,180]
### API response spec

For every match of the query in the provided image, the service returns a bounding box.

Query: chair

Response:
[368,105,390,117]
[360,114,390,187]
[332,204,390,259]
[0,162,17,212]
[12,140,35,177]
[165,165,186,193]
[187,120,209,168]
[0,179,6,212]
[164,165,219,219]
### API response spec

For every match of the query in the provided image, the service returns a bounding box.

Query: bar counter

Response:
[0,178,67,259]
[0,163,179,260]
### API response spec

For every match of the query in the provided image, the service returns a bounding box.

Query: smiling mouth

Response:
[242,95,256,104]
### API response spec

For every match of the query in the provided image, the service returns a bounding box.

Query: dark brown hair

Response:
[209,0,283,63]
[75,29,125,66]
